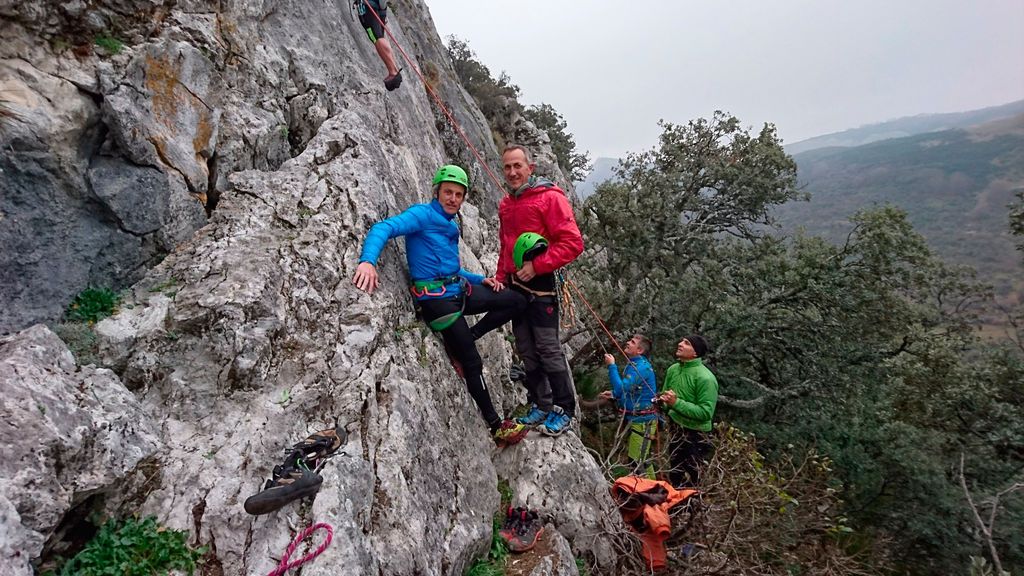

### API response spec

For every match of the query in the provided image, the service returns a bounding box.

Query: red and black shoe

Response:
[498,507,544,553]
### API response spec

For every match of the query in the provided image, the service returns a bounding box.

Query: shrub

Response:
[65,287,120,324]
[51,516,205,576]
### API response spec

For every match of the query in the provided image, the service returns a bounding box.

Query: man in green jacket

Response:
[657,334,718,488]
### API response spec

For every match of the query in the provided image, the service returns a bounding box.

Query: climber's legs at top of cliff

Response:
[357,0,402,91]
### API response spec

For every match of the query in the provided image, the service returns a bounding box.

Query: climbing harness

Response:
[409,274,463,298]
[509,276,556,298]
[266,522,334,576]
[411,276,470,331]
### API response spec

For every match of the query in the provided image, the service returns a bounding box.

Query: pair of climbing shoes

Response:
[498,507,544,553]
[244,426,347,515]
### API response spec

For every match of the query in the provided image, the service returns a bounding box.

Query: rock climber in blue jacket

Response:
[600,334,659,478]
[353,164,529,446]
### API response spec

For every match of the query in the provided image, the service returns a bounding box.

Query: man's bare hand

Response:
[658,390,677,406]
[482,277,505,292]
[353,262,379,294]
[515,261,536,281]
[599,390,613,401]
[603,353,615,366]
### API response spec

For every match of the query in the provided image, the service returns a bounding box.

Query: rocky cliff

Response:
[0,1,616,575]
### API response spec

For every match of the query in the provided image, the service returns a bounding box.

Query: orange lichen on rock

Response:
[145,52,183,129]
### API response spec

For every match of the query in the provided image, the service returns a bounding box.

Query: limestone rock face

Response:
[0,0,610,574]
[0,325,159,576]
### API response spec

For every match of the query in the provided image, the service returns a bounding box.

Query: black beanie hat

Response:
[686,334,709,358]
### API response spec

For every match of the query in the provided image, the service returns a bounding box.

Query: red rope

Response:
[362,2,509,196]
[267,522,333,576]
[565,279,631,361]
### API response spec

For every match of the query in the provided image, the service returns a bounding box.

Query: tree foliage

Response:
[446,36,589,183]
[523,103,590,181]
[573,112,801,352]
[446,36,522,125]
[572,113,1024,574]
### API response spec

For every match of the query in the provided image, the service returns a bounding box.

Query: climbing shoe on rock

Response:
[540,406,571,437]
[293,426,347,466]
[244,465,323,515]
[515,404,549,427]
[383,70,402,91]
[243,426,346,515]
[499,507,544,553]
[492,420,528,447]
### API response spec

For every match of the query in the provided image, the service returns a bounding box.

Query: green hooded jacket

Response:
[662,359,718,432]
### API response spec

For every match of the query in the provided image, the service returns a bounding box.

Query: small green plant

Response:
[279,124,289,137]
[93,34,124,54]
[274,388,292,405]
[496,479,513,508]
[576,557,590,576]
[465,481,515,576]
[66,287,120,324]
[53,516,205,575]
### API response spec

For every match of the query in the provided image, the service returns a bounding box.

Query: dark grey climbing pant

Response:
[511,292,576,417]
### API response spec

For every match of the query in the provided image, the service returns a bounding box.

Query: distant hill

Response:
[776,112,1024,308]
[785,99,1024,155]
[574,156,620,199]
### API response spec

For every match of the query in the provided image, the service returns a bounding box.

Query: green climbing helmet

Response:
[513,232,549,269]
[432,164,469,190]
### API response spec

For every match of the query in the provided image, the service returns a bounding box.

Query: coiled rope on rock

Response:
[267,522,333,576]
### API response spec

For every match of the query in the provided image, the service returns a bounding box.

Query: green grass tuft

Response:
[93,34,124,54]
[65,287,120,324]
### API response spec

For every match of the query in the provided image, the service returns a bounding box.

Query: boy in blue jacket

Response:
[600,334,658,478]
[353,165,528,446]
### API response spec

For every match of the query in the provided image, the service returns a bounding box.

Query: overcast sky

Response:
[425,0,1024,159]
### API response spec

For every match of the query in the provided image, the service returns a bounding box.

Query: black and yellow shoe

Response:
[243,426,346,515]
[244,465,323,515]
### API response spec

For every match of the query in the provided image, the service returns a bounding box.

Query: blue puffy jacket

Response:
[359,199,484,300]
[608,355,658,423]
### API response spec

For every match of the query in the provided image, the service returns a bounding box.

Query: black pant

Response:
[510,288,576,417]
[418,286,526,428]
[667,427,712,489]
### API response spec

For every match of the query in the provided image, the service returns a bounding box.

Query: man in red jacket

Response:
[498,145,585,436]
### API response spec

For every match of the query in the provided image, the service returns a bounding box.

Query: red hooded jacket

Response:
[496,177,584,282]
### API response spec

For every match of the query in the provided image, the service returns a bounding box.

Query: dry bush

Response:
[592,422,890,575]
